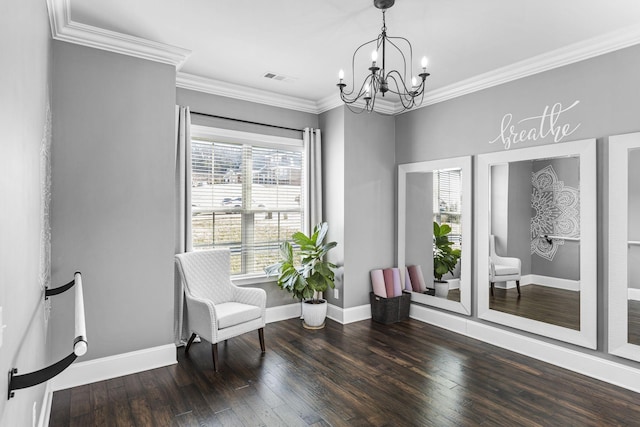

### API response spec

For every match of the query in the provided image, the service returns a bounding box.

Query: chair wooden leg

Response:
[185,333,197,355]
[516,280,521,296]
[212,343,219,372]
[258,328,265,353]
[490,282,494,296]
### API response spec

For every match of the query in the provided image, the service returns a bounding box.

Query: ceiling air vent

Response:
[263,72,296,82]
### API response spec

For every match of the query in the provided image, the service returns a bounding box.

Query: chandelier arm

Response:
[384,36,413,83]
[341,74,377,104]
[384,71,415,98]
[341,37,381,97]
[385,74,415,109]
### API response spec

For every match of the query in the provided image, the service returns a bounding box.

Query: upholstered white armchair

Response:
[489,234,521,297]
[175,248,266,372]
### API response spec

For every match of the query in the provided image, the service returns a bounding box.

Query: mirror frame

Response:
[398,156,472,315]
[608,132,640,361]
[477,139,597,349]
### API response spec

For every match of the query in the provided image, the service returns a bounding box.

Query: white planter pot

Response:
[434,281,450,298]
[302,299,328,329]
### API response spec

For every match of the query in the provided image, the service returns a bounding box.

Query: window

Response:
[433,168,462,248]
[190,126,305,277]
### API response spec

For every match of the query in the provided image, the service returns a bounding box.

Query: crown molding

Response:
[177,72,320,114]
[46,0,640,115]
[46,0,191,68]
[316,93,397,115]
[407,23,640,113]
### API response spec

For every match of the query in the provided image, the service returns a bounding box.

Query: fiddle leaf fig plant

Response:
[433,221,461,282]
[265,222,337,303]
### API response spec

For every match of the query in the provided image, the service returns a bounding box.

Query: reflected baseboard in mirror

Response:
[608,132,640,362]
[397,156,472,316]
[477,139,597,349]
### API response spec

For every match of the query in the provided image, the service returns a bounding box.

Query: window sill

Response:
[231,273,277,287]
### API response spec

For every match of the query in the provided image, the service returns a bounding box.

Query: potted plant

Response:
[433,222,461,298]
[265,222,337,329]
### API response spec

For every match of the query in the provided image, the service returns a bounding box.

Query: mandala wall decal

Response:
[530,165,580,261]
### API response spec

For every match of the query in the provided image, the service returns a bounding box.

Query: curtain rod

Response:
[190,111,305,133]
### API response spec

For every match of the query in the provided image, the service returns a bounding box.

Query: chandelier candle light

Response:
[337,0,430,113]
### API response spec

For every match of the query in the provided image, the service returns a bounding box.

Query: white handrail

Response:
[9,271,88,399]
[629,240,640,246]
[544,235,580,242]
[73,272,88,356]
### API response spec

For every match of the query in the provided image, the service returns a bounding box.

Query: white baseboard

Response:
[50,344,177,391]
[491,280,522,290]
[521,274,580,291]
[410,304,468,335]
[327,303,371,324]
[629,288,640,301]
[410,305,640,394]
[265,303,301,323]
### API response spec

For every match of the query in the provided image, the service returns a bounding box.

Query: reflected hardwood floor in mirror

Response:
[489,284,580,330]
[629,300,640,345]
[48,318,640,426]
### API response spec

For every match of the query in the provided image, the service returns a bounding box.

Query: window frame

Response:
[190,124,305,284]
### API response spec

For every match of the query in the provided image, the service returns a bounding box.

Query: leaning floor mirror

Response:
[477,139,597,349]
[398,156,472,315]
[609,132,640,362]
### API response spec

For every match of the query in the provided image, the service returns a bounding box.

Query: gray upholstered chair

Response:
[175,248,266,371]
[489,234,521,296]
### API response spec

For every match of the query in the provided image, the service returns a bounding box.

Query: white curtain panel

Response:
[304,128,323,233]
[174,105,192,345]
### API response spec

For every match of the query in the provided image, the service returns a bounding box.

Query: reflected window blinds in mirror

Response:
[477,139,597,349]
[397,156,471,316]
[608,132,640,363]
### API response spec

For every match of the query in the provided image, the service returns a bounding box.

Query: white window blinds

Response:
[433,168,462,247]
[191,130,304,276]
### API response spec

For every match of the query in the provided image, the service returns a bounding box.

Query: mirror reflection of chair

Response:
[175,248,267,372]
[489,234,521,297]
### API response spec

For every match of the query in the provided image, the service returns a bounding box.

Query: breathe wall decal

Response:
[489,100,581,150]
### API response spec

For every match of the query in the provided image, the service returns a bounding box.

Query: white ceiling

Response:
[65,0,640,111]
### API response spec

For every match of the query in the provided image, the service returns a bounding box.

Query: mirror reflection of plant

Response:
[265,222,337,303]
[433,222,461,282]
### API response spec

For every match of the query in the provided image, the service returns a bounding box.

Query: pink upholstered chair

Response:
[175,248,266,371]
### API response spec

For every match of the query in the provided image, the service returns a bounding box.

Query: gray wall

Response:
[629,149,640,290]
[0,0,51,424]
[177,88,319,308]
[395,43,640,366]
[343,110,396,308]
[506,160,533,275]
[318,106,396,309]
[50,42,176,361]
[406,172,434,287]
[319,107,345,307]
[490,164,509,255]
[177,88,317,139]
[397,45,640,164]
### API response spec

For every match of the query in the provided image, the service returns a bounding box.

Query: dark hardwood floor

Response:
[489,284,580,330]
[49,318,640,426]
[446,289,460,302]
[629,300,640,346]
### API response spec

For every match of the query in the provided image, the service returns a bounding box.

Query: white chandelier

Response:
[337,0,430,113]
